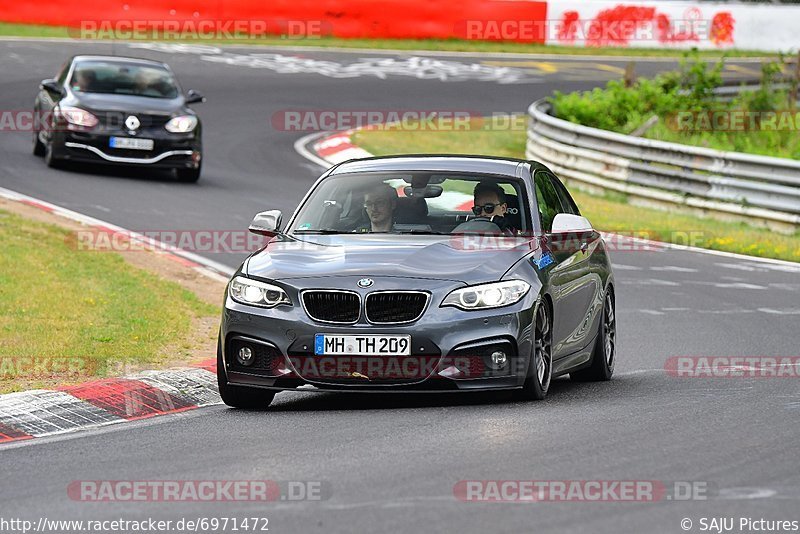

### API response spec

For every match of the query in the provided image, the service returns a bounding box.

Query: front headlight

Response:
[229,276,291,308]
[57,105,98,128]
[165,115,198,133]
[441,280,530,310]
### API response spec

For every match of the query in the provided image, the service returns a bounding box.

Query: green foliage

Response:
[550,50,796,158]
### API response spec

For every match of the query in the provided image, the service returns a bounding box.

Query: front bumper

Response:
[49,129,201,169]
[219,278,537,393]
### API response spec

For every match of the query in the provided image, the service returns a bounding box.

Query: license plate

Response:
[109,137,154,151]
[314,334,411,356]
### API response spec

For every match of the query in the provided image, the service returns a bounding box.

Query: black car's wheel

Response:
[44,139,64,169]
[571,288,616,382]
[32,130,45,157]
[217,341,275,409]
[515,301,552,401]
[176,165,201,183]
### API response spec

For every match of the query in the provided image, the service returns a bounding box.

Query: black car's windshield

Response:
[289,172,531,236]
[70,61,179,99]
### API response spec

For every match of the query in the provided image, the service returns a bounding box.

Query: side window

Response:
[548,173,581,216]
[533,171,562,232]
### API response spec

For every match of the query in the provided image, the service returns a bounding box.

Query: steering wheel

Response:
[452,216,504,234]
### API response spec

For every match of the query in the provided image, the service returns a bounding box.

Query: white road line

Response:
[713,283,767,290]
[294,131,335,169]
[610,264,642,271]
[650,266,699,272]
[758,308,800,315]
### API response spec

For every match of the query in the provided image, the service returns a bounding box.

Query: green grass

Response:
[0,209,217,393]
[353,119,800,262]
[643,121,800,160]
[0,21,778,58]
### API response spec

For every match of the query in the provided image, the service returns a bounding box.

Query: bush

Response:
[550,50,796,158]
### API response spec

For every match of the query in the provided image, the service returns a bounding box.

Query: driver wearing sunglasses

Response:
[471,181,515,234]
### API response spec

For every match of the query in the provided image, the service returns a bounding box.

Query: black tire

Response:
[217,341,275,409]
[571,288,616,382]
[33,130,45,157]
[514,301,553,401]
[176,166,201,183]
[44,139,64,169]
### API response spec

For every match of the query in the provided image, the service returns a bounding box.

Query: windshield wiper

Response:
[395,230,450,235]
[293,228,345,234]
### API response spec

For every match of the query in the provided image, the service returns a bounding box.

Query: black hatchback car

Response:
[33,55,204,182]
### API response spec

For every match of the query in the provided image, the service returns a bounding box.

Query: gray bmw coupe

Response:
[218,155,615,407]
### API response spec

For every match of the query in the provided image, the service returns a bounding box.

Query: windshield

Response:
[70,61,179,99]
[288,172,530,236]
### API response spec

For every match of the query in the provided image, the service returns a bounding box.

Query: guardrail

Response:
[526,98,800,233]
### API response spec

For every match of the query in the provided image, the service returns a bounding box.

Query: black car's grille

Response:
[95,111,171,129]
[365,292,428,323]
[302,291,360,323]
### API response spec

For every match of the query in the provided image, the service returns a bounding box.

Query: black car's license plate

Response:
[314,334,411,356]
[109,137,154,151]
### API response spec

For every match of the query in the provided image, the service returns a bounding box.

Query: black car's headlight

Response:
[165,115,198,133]
[441,280,530,310]
[229,276,291,308]
[57,105,98,128]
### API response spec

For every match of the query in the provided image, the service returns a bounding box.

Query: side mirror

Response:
[249,210,283,237]
[40,79,64,96]
[185,89,205,104]
[551,213,593,234]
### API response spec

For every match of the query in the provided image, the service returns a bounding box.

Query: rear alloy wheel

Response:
[515,302,552,401]
[571,289,616,382]
[217,341,276,409]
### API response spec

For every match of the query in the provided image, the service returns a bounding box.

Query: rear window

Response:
[70,61,179,99]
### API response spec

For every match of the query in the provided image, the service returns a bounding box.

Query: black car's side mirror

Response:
[185,89,205,104]
[249,210,283,237]
[40,79,64,96]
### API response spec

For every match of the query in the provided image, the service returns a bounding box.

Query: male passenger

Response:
[357,183,398,232]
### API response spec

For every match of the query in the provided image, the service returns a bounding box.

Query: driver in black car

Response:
[472,181,516,235]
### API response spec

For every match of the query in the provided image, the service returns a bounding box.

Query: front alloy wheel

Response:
[571,288,615,382]
[516,301,552,401]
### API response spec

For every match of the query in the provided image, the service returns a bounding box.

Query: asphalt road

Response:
[1,40,798,534]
